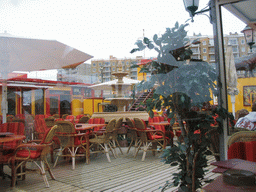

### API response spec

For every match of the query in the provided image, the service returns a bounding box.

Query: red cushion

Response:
[74,136,87,145]
[16,150,42,159]
[228,142,246,160]
[245,141,256,162]
[176,130,182,138]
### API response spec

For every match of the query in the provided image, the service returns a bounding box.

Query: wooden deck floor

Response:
[0,147,220,192]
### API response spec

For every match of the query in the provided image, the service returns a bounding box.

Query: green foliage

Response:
[131,21,234,192]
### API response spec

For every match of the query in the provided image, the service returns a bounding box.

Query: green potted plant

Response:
[131,21,233,192]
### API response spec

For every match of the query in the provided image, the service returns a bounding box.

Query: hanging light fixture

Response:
[183,0,211,22]
[241,25,255,51]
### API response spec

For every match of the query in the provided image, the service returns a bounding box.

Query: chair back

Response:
[78,116,89,123]
[41,125,60,144]
[134,118,148,141]
[54,121,76,133]
[89,118,105,132]
[44,116,55,127]
[115,117,123,129]
[52,114,60,119]
[126,117,135,128]
[66,115,75,122]
[62,114,69,119]
[228,131,256,147]
[148,116,165,133]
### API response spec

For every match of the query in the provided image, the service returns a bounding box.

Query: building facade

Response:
[90,55,142,83]
[57,63,97,84]
[189,32,250,68]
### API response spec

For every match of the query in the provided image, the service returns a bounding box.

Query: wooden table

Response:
[149,121,170,126]
[203,159,256,191]
[0,134,25,185]
[75,124,106,132]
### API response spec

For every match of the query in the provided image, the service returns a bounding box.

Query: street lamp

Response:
[241,25,255,52]
[183,0,211,22]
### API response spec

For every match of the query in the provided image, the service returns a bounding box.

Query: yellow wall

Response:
[228,77,256,113]
[137,66,147,81]
[72,96,83,116]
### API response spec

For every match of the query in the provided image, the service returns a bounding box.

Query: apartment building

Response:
[189,32,250,67]
[90,55,142,83]
[57,63,97,83]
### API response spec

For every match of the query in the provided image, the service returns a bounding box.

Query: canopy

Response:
[0,32,93,123]
[89,77,140,91]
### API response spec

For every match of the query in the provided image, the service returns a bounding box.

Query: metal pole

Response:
[211,0,229,160]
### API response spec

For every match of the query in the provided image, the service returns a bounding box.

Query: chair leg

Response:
[53,147,63,168]
[127,138,134,154]
[44,159,55,180]
[115,139,123,155]
[40,161,50,188]
[71,147,75,170]
[103,143,111,162]
[134,142,142,158]
[142,142,149,161]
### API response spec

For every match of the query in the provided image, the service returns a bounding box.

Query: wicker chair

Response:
[228,131,256,148]
[9,125,59,187]
[53,121,89,169]
[110,117,124,156]
[44,116,55,128]
[133,118,166,161]
[126,117,139,155]
[78,116,90,123]
[89,119,117,162]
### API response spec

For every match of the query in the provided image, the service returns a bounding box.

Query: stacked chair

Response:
[126,117,139,155]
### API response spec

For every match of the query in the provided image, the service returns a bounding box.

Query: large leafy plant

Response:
[131,22,233,192]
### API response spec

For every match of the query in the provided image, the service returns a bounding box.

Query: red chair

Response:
[149,116,174,146]
[10,125,58,187]
[88,118,106,132]
[133,118,167,161]
[65,115,75,123]
[34,117,50,140]
[0,122,25,152]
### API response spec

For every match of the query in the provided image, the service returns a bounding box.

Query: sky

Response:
[0,0,246,80]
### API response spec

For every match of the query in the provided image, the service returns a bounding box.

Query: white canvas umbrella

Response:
[0,32,93,123]
[88,77,140,90]
[225,45,239,117]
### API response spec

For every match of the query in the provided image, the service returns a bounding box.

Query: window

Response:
[241,39,245,44]
[93,63,96,67]
[202,41,206,45]
[210,48,215,53]
[126,61,129,65]
[93,68,96,72]
[112,62,115,66]
[203,56,207,61]
[203,48,207,53]
[232,46,238,53]
[209,39,214,46]
[112,67,115,71]
[242,47,245,52]
[210,55,215,61]
[229,38,237,45]
[99,63,102,66]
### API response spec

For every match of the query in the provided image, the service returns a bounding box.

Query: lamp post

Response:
[183,0,211,22]
[241,25,256,52]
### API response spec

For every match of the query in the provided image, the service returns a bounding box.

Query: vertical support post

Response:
[211,0,229,160]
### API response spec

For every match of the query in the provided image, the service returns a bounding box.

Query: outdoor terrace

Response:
[0,146,220,192]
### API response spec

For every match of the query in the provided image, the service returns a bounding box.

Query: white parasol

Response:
[0,32,93,123]
[88,77,140,91]
[225,45,239,117]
